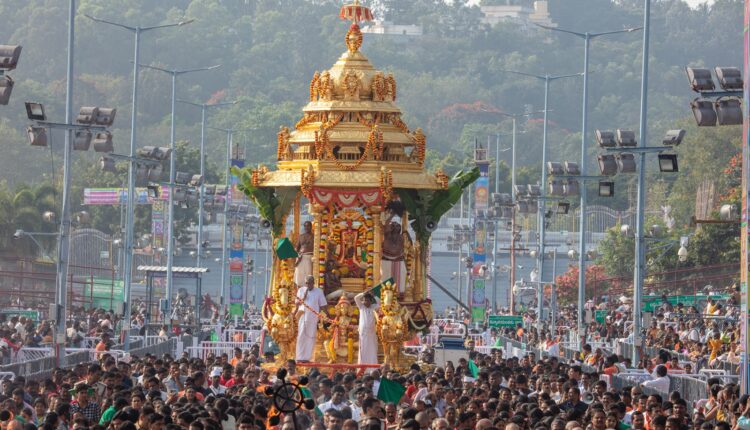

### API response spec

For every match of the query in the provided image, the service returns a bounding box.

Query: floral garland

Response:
[413,128,426,165]
[379,168,393,202]
[390,114,410,134]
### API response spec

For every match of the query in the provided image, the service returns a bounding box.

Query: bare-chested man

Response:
[381,221,407,295]
[294,221,314,287]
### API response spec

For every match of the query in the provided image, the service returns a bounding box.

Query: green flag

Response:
[210,330,219,341]
[300,386,323,416]
[468,359,479,378]
[377,377,406,404]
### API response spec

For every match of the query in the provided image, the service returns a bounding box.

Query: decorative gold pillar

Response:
[311,204,324,284]
[371,206,383,287]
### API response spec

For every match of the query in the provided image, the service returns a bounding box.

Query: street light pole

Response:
[85,14,193,349]
[501,70,582,325]
[535,22,641,344]
[85,15,193,351]
[55,0,76,367]
[139,64,221,329]
[177,100,236,271]
[633,0,652,364]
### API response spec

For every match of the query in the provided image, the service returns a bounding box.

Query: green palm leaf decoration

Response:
[397,167,480,246]
[231,166,297,238]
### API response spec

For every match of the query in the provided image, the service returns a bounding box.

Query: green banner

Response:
[488,315,523,328]
[595,309,607,324]
[229,303,244,317]
[0,309,39,322]
[641,293,730,312]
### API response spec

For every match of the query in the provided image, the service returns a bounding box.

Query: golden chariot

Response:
[235,1,478,369]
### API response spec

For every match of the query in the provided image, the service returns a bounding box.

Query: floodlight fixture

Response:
[137,146,157,158]
[204,185,216,195]
[147,164,163,182]
[27,126,48,147]
[595,130,616,148]
[567,249,577,260]
[76,107,99,125]
[24,102,46,121]
[662,129,686,146]
[564,161,580,176]
[0,45,22,71]
[616,153,636,173]
[649,224,662,237]
[564,180,580,196]
[597,154,617,176]
[175,172,192,185]
[557,202,570,215]
[598,181,614,197]
[43,211,55,223]
[186,189,198,207]
[616,129,637,147]
[73,130,92,151]
[527,184,541,197]
[189,174,204,187]
[92,131,114,153]
[686,67,715,92]
[677,245,688,262]
[514,185,528,197]
[714,67,743,91]
[691,99,717,126]
[547,162,564,176]
[548,180,565,196]
[173,186,187,202]
[720,204,738,221]
[715,98,742,125]
[100,156,116,173]
[492,192,512,206]
[94,108,116,126]
[215,186,228,196]
[146,184,160,199]
[658,154,679,173]
[0,76,13,105]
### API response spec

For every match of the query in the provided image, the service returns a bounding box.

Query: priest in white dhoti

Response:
[295,275,327,362]
[381,221,407,295]
[294,221,314,287]
[354,291,380,369]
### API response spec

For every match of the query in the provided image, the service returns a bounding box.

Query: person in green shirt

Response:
[99,397,128,425]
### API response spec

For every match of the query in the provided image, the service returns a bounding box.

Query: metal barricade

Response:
[186,341,255,360]
[14,347,52,363]
[224,329,262,343]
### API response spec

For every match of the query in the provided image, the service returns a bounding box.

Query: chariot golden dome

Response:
[260,0,446,191]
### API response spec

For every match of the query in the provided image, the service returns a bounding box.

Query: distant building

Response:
[480,0,556,28]
[361,20,423,39]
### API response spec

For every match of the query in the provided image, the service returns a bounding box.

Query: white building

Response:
[361,20,423,39]
[480,1,557,28]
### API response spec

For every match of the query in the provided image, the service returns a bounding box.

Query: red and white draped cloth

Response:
[311,188,383,208]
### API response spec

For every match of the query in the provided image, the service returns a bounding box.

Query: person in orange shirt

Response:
[229,347,242,367]
[95,333,110,359]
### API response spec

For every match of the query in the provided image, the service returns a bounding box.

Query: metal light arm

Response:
[84,14,194,32]
[605,146,671,154]
[34,121,106,132]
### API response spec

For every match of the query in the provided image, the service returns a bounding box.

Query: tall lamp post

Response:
[177,100,236,271]
[501,70,582,324]
[634,0,651,364]
[85,14,193,350]
[535,23,641,341]
[138,63,221,328]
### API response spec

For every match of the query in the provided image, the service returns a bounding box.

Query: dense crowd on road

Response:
[0,333,739,430]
